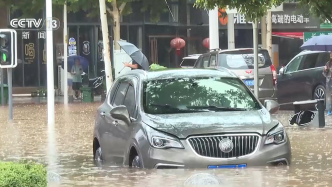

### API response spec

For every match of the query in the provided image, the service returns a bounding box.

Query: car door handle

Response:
[100,112,106,117]
[112,120,119,126]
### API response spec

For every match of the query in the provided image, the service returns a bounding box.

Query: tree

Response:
[194,0,283,21]
[0,0,171,49]
[194,0,332,23]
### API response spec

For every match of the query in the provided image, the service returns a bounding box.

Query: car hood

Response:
[142,109,279,139]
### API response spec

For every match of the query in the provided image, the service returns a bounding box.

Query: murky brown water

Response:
[1,104,332,187]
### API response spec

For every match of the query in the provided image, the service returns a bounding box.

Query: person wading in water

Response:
[323,51,332,115]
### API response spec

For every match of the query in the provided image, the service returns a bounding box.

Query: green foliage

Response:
[296,0,332,22]
[194,0,332,22]
[194,0,283,21]
[0,161,47,187]
[0,0,169,23]
[149,63,167,71]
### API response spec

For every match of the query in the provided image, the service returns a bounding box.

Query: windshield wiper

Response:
[150,104,208,113]
[186,105,249,111]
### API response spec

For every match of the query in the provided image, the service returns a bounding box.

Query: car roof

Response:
[182,54,201,59]
[118,68,238,81]
[296,50,328,56]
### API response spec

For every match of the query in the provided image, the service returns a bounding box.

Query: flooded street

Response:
[1,103,332,186]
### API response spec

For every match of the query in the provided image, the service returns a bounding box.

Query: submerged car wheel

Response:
[313,85,325,110]
[94,147,103,166]
[131,155,142,168]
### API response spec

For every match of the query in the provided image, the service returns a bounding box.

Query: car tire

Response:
[131,155,142,168]
[94,147,103,166]
[313,85,326,110]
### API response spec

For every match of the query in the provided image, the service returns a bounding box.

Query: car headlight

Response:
[145,125,184,149]
[265,123,286,145]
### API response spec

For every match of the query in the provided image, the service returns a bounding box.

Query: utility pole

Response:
[46,0,55,124]
[209,7,219,49]
[63,2,68,104]
[253,19,259,97]
[261,16,267,49]
[99,0,113,91]
[227,13,235,49]
[267,11,272,57]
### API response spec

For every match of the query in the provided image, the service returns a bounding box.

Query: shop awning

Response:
[272,32,303,39]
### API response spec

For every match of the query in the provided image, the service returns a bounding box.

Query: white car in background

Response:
[180,54,201,68]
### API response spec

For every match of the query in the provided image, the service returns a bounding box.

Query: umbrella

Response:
[301,35,332,51]
[117,41,149,70]
[61,55,89,72]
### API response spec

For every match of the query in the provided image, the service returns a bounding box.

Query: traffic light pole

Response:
[7,68,12,119]
[1,69,3,106]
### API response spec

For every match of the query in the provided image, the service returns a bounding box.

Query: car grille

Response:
[188,135,260,158]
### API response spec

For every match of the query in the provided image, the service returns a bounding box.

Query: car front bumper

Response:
[142,135,291,169]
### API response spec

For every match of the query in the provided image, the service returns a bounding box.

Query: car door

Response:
[99,79,129,161]
[110,79,138,160]
[278,54,305,104]
[295,53,320,101]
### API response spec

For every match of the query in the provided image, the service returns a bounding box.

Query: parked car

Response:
[278,51,328,109]
[93,68,291,169]
[180,54,201,68]
[193,48,277,103]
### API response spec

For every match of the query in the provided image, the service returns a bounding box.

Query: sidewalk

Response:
[12,95,102,104]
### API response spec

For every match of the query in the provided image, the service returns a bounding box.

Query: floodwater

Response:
[1,103,332,187]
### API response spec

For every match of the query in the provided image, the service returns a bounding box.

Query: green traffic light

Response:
[2,53,6,62]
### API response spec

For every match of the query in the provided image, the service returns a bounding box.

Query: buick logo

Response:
[219,138,233,153]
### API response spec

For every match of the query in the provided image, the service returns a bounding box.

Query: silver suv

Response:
[93,69,291,169]
[194,48,277,103]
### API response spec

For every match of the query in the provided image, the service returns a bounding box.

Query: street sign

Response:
[320,19,332,29]
[303,31,332,42]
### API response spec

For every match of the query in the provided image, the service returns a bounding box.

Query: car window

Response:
[123,84,136,117]
[218,49,272,69]
[299,53,319,70]
[209,55,217,67]
[194,56,203,68]
[316,52,330,67]
[143,77,261,115]
[181,58,197,67]
[202,55,210,68]
[112,82,129,106]
[285,55,304,74]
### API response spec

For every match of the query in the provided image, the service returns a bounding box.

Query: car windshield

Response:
[181,58,197,67]
[218,50,272,69]
[143,77,261,114]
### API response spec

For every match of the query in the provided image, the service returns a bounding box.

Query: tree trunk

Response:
[99,0,113,91]
[112,0,121,50]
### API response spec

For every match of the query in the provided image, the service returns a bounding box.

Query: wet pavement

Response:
[1,103,332,186]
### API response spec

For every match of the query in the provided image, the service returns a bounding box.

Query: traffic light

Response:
[0,29,17,68]
[0,33,10,65]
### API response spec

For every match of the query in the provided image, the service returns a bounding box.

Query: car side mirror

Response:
[279,67,285,75]
[110,105,131,123]
[264,100,280,114]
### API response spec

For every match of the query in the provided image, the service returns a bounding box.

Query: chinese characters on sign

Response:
[24,43,35,64]
[233,14,310,24]
[43,43,46,64]
[38,31,45,39]
[22,31,30,39]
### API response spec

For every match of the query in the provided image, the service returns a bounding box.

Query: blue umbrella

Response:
[61,55,89,72]
[301,35,332,51]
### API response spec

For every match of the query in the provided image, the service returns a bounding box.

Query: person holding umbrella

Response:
[124,60,143,70]
[323,51,332,115]
[71,59,83,99]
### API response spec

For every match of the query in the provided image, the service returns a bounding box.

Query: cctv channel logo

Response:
[10,17,60,31]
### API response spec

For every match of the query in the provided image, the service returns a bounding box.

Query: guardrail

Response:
[293,99,325,128]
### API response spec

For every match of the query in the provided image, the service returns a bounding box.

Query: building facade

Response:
[1,1,329,93]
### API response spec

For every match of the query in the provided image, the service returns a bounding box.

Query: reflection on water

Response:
[1,105,332,186]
